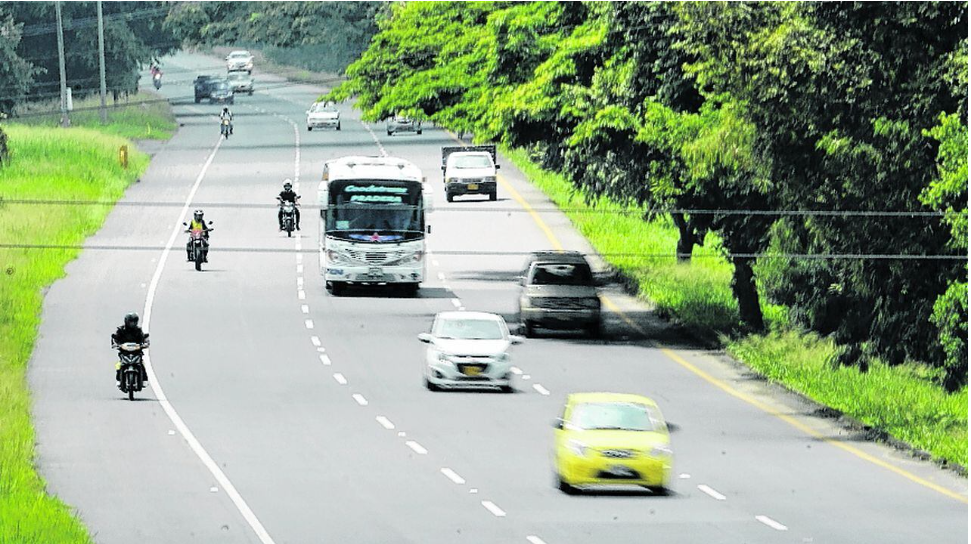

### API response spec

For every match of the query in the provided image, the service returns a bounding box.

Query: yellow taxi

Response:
[553,392,672,495]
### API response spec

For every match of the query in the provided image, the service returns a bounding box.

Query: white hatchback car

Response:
[418,312,524,392]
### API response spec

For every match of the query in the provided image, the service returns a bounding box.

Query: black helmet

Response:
[283,179,292,191]
[193,209,204,220]
[124,312,139,328]
[223,107,229,112]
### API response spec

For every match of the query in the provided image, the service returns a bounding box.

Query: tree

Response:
[0,6,35,115]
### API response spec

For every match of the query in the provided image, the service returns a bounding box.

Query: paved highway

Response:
[29,52,968,544]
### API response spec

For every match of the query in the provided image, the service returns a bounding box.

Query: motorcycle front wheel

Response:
[126,374,136,401]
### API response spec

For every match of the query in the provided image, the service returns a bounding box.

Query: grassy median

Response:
[503,146,968,470]
[0,124,153,542]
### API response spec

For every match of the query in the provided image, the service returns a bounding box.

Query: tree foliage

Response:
[334,1,968,385]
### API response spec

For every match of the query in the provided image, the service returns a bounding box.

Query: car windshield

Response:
[213,81,229,90]
[529,263,593,286]
[312,103,337,113]
[452,155,493,169]
[230,52,249,58]
[228,74,247,81]
[569,402,660,431]
[435,318,505,340]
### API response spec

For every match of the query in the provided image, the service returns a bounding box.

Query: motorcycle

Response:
[220,118,232,138]
[113,339,149,401]
[183,222,213,271]
[278,196,300,237]
[153,72,162,90]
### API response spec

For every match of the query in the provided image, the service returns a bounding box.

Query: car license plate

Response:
[368,267,382,277]
[462,366,482,376]
[606,465,635,477]
[467,184,479,190]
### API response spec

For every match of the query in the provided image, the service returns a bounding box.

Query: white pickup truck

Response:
[441,145,499,202]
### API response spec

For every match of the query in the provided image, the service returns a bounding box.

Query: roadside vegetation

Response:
[0,122,153,542]
[14,92,177,141]
[329,2,968,468]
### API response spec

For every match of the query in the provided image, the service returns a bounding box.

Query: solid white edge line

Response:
[376,416,395,430]
[141,136,276,544]
[332,373,347,385]
[352,393,368,406]
[532,384,550,395]
[360,121,388,156]
[481,500,506,517]
[755,515,789,531]
[440,467,466,484]
[526,537,547,544]
[697,484,727,501]
[405,440,427,454]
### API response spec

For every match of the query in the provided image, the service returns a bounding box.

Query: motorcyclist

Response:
[185,209,212,262]
[219,107,233,135]
[149,62,162,78]
[277,180,301,230]
[111,312,149,385]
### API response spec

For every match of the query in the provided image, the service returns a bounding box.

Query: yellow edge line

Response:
[451,130,967,504]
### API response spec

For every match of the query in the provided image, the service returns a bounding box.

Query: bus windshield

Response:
[326,180,424,242]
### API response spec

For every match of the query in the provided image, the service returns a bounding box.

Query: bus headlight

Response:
[326,249,350,264]
[386,251,423,266]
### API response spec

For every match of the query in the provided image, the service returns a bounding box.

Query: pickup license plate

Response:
[368,267,382,277]
[467,184,479,190]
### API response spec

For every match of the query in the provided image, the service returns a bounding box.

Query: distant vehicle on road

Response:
[442,145,499,202]
[227,72,254,95]
[306,102,341,131]
[318,156,430,296]
[418,311,524,392]
[386,115,422,136]
[193,75,215,103]
[226,50,254,74]
[553,392,673,495]
[208,80,234,105]
[518,250,601,337]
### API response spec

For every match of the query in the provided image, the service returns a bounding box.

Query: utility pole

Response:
[97,0,107,124]
[55,1,69,127]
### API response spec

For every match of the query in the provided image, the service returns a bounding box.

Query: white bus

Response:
[318,156,429,296]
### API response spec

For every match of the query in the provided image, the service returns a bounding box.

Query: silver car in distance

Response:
[418,311,524,393]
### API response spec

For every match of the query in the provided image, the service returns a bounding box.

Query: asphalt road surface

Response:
[29,52,968,544]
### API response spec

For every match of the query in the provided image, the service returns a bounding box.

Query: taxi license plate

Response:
[467,183,479,190]
[462,366,482,376]
[368,267,382,278]
[606,465,635,477]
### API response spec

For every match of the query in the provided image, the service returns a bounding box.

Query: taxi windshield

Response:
[569,402,660,431]
[435,318,504,340]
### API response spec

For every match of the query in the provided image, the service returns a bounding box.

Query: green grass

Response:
[13,92,177,141]
[0,124,153,542]
[729,332,968,467]
[502,146,967,470]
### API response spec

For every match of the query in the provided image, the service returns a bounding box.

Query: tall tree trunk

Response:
[731,257,764,331]
[671,213,695,262]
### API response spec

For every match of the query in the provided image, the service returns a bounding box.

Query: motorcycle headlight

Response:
[566,439,590,457]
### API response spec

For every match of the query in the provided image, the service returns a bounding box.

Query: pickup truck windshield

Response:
[451,155,493,169]
[529,263,593,286]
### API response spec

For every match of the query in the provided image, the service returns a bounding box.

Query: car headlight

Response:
[566,439,590,457]
[447,178,458,184]
[519,296,532,308]
[648,445,672,457]
[437,352,455,365]
[582,298,601,309]
[483,176,496,183]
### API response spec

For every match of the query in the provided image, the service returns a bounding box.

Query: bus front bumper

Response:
[324,265,423,284]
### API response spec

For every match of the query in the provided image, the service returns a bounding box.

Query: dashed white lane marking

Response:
[295,240,302,251]
[167,429,175,435]
[319,354,332,365]
[432,259,440,266]
[298,290,306,300]
[755,515,789,531]
[296,277,304,287]
[140,283,146,288]
[458,306,466,311]
[451,298,462,308]
[532,384,550,396]
[304,319,314,329]
[140,134,276,544]
[510,367,522,375]
[441,468,465,484]
[697,484,727,501]
[405,441,428,455]
[316,347,327,353]
[481,500,506,517]
[210,486,218,493]
[296,253,302,263]
[679,473,692,479]
[376,416,395,430]
[437,272,446,280]
[469,488,478,494]
[397,431,407,437]
[352,393,368,406]
[300,304,310,314]
[296,264,303,274]
[522,374,531,380]
[332,373,347,385]
[311,336,321,346]
[527,537,547,544]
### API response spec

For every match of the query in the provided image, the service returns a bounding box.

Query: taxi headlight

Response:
[648,445,673,458]
[566,439,590,457]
